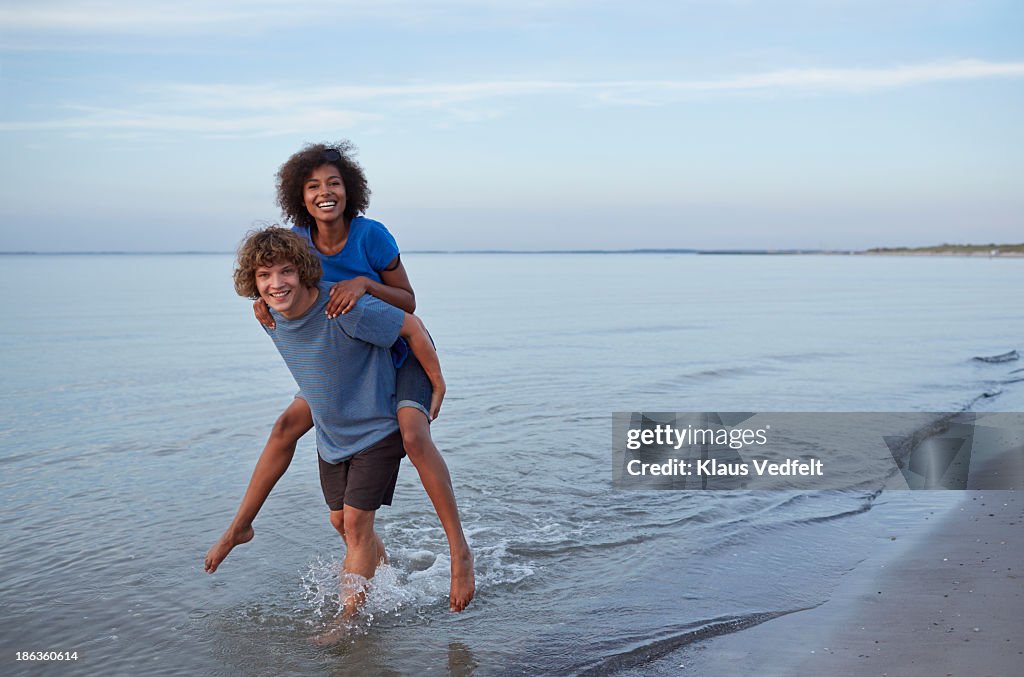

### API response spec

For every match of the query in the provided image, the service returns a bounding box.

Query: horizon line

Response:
[0,248,833,256]
[3,244,1021,256]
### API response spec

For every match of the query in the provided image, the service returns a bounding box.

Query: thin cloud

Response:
[159,59,1024,105]
[675,59,1024,91]
[0,0,575,34]
[0,105,377,137]
[0,0,369,31]
[2,59,1021,136]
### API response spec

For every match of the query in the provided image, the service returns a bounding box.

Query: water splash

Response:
[298,534,536,631]
[299,553,340,622]
[299,554,445,631]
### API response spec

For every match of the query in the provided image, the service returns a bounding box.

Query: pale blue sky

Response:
[1,0,1021,251]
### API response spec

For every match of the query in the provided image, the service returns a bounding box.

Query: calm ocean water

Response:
[2,253,1022,675]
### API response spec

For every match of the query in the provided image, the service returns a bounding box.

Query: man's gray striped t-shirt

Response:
[265,283,404,463]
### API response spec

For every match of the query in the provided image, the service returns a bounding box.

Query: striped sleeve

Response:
[336,295,404,348]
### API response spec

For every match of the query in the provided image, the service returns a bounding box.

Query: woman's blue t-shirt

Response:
[292,216,400,284]
[292,216,409,368]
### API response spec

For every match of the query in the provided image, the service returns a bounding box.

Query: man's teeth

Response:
[271,291,289,298]
[317,201,337,208]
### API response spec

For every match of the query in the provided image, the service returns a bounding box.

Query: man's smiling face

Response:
[255,260,315,319]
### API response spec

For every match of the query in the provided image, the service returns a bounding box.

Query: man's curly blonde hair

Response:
[234,226,322,299]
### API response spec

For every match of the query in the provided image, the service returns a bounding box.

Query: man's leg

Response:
[397,407,475,612]
[340,505,385,617]
[329,509,347,542]
[328,508,387,564]
[321,430,405,622]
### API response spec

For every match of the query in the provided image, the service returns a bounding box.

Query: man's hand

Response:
[327,278,369,318]
[254,299,275,329]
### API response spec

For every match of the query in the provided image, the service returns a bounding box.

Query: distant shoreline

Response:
[2,244,1022,257]
[860,243,1024,257]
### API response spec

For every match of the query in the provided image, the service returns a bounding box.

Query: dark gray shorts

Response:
[318,431,406,511]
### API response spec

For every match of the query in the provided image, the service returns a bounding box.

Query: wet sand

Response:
[678,491,1023,677]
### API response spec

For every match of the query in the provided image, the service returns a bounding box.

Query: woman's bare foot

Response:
[449,546,475,612]
[204,525,254,573]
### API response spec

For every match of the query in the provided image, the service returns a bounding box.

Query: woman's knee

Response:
[272,399,313,440]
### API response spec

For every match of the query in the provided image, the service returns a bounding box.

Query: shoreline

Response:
[857,251,1024,258]
[673,490,1023,676]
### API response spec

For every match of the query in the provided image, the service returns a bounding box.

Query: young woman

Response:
[256,141,474,612]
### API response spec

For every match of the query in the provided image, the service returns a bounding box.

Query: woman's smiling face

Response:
[303,164,348,225]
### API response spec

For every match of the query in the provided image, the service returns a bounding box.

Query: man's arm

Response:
[399,313,445,420]
[204,398,310,573]
[338,297,445,419]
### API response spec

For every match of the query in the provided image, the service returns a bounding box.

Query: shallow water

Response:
[1,253,1022,675]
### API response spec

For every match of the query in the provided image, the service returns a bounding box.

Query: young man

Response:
[204,226,466,616]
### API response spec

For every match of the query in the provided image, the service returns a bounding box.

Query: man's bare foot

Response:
[309,620,350,647]
[449,546,475,612]
[339,572,370,619]
[204,525,254,573]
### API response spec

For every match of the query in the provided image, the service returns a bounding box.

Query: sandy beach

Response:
[677,490,1023,676]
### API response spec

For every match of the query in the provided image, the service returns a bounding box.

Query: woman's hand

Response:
[428,378,446,421]
[326,277,370,318]
[254,299,275,329]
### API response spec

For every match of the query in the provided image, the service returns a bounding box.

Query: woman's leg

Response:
[397,407,475,612]
[204,397,313,573]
